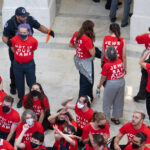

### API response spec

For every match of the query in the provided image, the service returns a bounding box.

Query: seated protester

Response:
[124,132,150,150]
[112,110,150,150]
[16,124,46,150]
[22,83,51,131]
[53,124,78,150]
[0,76,7,105]
[82,111,110,149]
[15,109,44,149]
[0,138,14,150]
[61,96,94,136]
[48,108,77,149]
[87,133,109,150]
[0,95,20,142]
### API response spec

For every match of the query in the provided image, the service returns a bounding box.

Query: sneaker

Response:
[110,17,117,23]
[17,100,22,108]
[10,88,16,95]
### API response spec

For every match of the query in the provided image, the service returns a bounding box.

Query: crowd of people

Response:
[0,5,150,150]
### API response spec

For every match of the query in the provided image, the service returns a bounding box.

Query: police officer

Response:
[2,7,54,96]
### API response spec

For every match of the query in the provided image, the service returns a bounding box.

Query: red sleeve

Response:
[105,123,110,137]
[84,36,93,50]
[22,95,28,108]
[135,34,149,44]
[145,127,150,144]
[37,122,44,133]
[101,63,109,76]
[11,36,17,47]
[13,110,20,123]
[43,97,50,109]
[71,120,77,128]
[16,123,23,138]
[32,37,38,51]
[119,123,129,135]
[146,63,150,73]
[70,32,77,45]
[82,124,90,140]
[73,139,78,149]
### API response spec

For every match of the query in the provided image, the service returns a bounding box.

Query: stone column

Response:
[130,0,150,40]
[2,0,56,32]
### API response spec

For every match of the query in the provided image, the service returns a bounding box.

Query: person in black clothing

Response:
[2,7,54,107]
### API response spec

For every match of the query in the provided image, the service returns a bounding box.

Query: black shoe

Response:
[17,100,22,108]
[118,2,122,5]
[121,23,128,27]
[129,13,133,17]
[93,0,100,2]
[10,88,16,95]
[105,4,110,10]
[133,96,145,102]
[110,17,117,23]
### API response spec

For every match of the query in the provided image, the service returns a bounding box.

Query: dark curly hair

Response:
[76,20,95,43]
[109,23,121,41]
[24,83,48,112]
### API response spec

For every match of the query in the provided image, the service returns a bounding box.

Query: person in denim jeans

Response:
[11,23,38,108]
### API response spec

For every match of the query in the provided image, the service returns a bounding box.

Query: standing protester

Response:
[0,138,14,150]
[22,83,51,131]
[70,20,95,101]
[134,28,150,102]
[0,95,20,144]
[0,76,7,105]
[11,23,38,108]
[97,46,125,124]
[124,132,149,150]
[111,110,150,150]
[102,23,126,71]
[139,50,150,120]
[2,7,54,96]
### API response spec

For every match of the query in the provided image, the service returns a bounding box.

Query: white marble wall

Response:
[130,0,150,40]
[2,0,56,32]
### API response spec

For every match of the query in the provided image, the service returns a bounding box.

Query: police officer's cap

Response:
[15,7,29,17]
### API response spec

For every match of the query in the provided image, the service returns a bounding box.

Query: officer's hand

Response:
[49,30,55,38]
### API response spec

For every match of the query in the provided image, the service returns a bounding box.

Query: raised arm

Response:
[61,97,75,110]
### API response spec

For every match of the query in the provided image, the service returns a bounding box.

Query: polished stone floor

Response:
[0,0,148,147]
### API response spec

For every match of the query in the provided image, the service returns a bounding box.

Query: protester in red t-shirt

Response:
[82,111,110,149]
[16,123,46,150]
[22,83,50,131]
[139,50,150,120]
[124,132,150,150]
[11,23,38,108]
[15,109,44,149]
[61,96,94,137]
[0,76,7,105]
[0,138,14,150]
[54,124,79,150]
[70,20,95,101]
[97,46,125,124]
[112,110,150,150]
[0,95,20,144]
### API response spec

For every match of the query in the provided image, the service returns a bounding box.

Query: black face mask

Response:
[98,125,105,129]
[132,143,140,149]
[31,90,41,97]
[57,120,66,124]
[63,131,69,135]
[2,106,10,113]
[30,142,39,149]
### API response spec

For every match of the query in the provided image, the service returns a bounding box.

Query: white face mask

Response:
[77,102,84,109]
[26,118,34,126]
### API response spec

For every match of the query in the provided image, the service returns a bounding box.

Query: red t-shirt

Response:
[70,31,93,59]
[136,33,150,49]
[58,138,78,150]
[124,144,150,150]
[101,59,125,80]
[0,139,14,150]
[103,35,124,63]
[16,121,44,144]
[0,90,7,105]
[0,106,20,133]
[22,94,50,117]
[120,122,150,145]
[75,105,93,130]
[85,145,108,150]
[82,122,110,148]
[24,142,46,150]
[146,63,150,92]
[11,35,38,63]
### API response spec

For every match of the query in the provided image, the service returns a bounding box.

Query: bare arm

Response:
[69,43,76,49]
[101,43,105,66]
[89,47,95,57]
[114,132,123,150]
[61,97,75,110]
[122,40,127,73]
[38,110,45,124]
[37,25,49,34]
[97,75,107,88]
[2,35,8,44]
[6,123,18,141]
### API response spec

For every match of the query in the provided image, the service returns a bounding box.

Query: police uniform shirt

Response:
[3,15,40,39]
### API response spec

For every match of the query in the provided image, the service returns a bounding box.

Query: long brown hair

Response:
[24,83,47,112]
[76,20,95,43]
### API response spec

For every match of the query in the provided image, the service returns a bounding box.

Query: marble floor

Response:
[0,0,148,147]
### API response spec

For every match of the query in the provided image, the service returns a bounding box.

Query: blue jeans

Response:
[13,60,36,100]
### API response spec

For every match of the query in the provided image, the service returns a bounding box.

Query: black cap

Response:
[15,7,29,17]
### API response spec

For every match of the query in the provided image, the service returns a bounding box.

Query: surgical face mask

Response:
[31,90,41,97]
[77,102,84,109]
[2,105,10,113]
[26,118,34,126]
[132,143,140,149]
[30,142,39,149]
[20,34,28,40]
[98,124,105,129]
